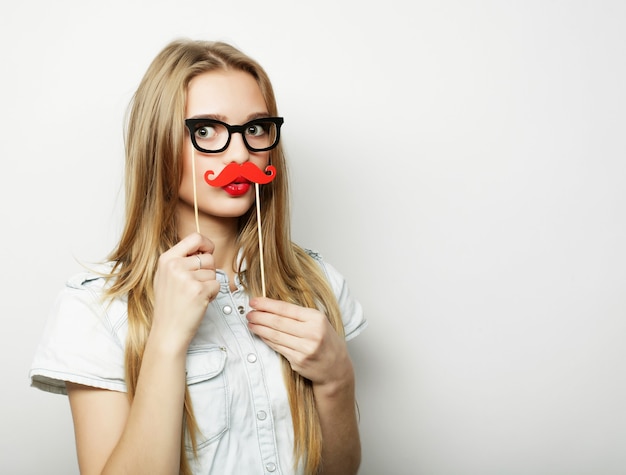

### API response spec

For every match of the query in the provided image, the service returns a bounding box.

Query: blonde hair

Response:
[104,39,344,475]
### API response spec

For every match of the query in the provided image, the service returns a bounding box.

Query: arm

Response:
[67,340,186,475]
[313,355,361,474]
[67,233,220,475]
[246,298,361,475]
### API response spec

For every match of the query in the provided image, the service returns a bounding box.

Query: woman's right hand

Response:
[68,232,220,475]
[151,232,221,352]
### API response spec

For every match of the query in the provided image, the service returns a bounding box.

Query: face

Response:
[179,69,271,224]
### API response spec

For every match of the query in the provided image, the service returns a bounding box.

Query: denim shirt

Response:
[30,253,367,474]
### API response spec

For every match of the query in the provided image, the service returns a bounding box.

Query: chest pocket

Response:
[185,345,229,451]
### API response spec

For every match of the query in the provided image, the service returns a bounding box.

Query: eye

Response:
[246,123,267,137]
[195,125,217,139]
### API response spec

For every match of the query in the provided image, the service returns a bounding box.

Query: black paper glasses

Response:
[185,117,284,153]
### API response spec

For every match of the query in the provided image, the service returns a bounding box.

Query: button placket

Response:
[220,291,282,473]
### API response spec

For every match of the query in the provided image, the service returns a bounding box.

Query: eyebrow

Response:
[187,112,271,122]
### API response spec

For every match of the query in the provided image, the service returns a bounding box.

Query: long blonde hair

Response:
[104,39,344,475]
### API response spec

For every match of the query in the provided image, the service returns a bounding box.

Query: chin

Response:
[209,200,255,218]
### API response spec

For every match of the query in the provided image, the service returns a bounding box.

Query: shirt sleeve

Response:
[317,258,368,341]
[29,273,127,395]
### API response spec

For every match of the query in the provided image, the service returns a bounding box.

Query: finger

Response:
[207,280,222,303]
[195,268,217,282]
[255,337,298,363]
[250,332,316,376]
[188,254,203,272]
[188,252,214,270]
[172,232,216,257]
[248,297,310,322]
[247,320,302,351]
[193,278,220,302]
[247,310,302,338]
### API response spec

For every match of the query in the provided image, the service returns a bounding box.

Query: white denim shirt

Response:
[30,253,367,475]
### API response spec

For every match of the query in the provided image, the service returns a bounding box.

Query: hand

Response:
[151,233,221,351]
[246,298,353,390]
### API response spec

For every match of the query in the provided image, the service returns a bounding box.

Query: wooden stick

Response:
[191,148,200,233]
[255,182,267,297]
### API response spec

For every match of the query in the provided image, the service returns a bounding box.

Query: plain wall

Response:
[2,1,625,474]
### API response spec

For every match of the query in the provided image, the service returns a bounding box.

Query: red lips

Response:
[223,178,251,196]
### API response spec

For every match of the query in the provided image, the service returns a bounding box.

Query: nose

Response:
[224,131,249,164]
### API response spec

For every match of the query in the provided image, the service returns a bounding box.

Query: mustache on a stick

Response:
[204,162,277,187]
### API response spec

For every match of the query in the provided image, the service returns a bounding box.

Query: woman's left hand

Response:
[247,297,352,388]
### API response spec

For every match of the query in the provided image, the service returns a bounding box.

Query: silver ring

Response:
[195,254,202,270]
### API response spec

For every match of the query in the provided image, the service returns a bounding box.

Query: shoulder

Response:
[304,249,344,291]
[56,263,128,339]
[61,265,127,328]
[43,263,129,353]
[304,249,368,341]
[303,249,352,297]
[29,265,128,395]
[65,262,116,290]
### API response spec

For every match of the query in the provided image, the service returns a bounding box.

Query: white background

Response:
[2,1,625,474]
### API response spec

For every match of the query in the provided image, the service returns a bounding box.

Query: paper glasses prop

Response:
[184,117,283,297]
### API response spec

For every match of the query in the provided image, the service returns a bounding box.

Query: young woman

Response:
[29,39,366,475]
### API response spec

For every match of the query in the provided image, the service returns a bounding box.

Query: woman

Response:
[30,39,366,475]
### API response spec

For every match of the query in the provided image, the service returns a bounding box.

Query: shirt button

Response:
[247,353,257,363]
[238,305,245,314]
[266,462,276,472]
[257,410,267,421]
[222,305,232,315]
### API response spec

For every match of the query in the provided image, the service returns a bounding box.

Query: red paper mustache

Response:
[204,162,277,187]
